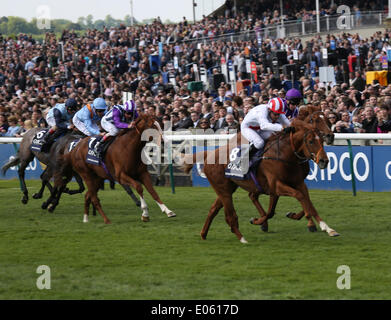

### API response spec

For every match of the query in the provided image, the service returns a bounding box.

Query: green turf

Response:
[0,179,390,300]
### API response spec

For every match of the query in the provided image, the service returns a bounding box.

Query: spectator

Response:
[196,118,211,130]
[377,105,391,133]
[213,106,228,131]
[190,111,201,128]
[0,114,9,135]
[362,106,378,133]
[172,109,193,130]
[328,112,338,131]
[4,116,21,137]
[223,113,240,131]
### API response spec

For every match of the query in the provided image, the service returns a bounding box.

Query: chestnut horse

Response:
[249,105,335,233]
[183,119,338,243]
[49,114,176,224]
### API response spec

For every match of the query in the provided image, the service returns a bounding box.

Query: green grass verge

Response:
[0,179,390,300]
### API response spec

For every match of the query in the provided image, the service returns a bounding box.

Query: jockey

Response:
[240,97,292,157]
[95,100,139,154]
[41,98,78,147]
[72,97,107,137]
[284,88,302,120]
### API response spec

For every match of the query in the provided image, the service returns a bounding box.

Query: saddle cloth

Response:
[30,129,49,152]
[86,136,102,165]
[224,145,262,181]
[85,136,115,165]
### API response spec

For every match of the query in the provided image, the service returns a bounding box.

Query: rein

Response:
[290,130,323,164]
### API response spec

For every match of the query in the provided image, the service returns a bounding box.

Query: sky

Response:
[2,0,225,23]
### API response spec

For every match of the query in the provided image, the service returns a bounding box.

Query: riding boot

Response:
[94,137,107,159]
[248,144,264,169]
[249,144,263,159]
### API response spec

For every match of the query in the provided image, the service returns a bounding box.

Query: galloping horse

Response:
[1,128,86,206]
[249,105,335,233]
[48,114,176,224]
[183,119,338,243]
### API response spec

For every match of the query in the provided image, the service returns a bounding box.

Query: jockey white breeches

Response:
[46,116,56,127]
[241,127,265,150]
[101,117,119,136]
[72,115,99,136]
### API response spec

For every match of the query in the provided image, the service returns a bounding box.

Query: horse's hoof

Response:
[240,237,248,244]
[21,197,28,205]
[200,233,207,240]
[41,202,48,210]
[286,212,295,219]
[308,225,317,232]
[104,220,112,224]
[136,201,141,207]
[32,193,42,199]
[328,230,340,237]
[48,204,56,213]
[261,224,268,232]
[249,218,255,224]
[166,211,176,218]
[141,215,150,222]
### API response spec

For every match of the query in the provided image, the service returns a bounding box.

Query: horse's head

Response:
[298,105,334,145]
[134,114,163,135]
[291,120,329,169]
[133,114,164,146]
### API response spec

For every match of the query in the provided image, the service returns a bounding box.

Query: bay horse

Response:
[249,105,335,233]
[49,114,176,224]
[183,119,338,243]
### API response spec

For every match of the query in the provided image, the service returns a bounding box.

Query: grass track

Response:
[0,179,390,300]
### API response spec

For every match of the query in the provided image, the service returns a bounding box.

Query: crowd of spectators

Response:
[0,1,391,138]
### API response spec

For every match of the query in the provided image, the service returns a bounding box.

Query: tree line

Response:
[0,14,172,37]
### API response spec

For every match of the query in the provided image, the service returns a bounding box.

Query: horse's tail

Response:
[1,154,20,176]
[181,151,206,174]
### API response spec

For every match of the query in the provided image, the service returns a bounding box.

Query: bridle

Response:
[289,129,324,164]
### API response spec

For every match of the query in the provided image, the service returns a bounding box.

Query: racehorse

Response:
[183,119,338,243]
[1,128,140,212]
[47,114,176,224]
[1,128,86,206]
[249,105,335,233]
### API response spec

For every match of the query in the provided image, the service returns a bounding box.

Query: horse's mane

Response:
[297,104,322,120]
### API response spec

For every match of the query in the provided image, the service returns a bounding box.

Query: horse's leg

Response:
[121,184,142,207]
[200,197,224,240]
[249,194,280,232]
[118,173,149,222]
[286,210,317,232]
[248,192,268,231]
[84,177,111,224]
[46,172,73,212]
[18,157,33,204]
[64,173,85,195]
[32,167,51,199]
[296,182,339,236]
[220,195,247,243]
[83,191,92,223]
[138,170,176,218]
[275,181,339,237]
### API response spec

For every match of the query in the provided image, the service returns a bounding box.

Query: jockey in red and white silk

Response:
[241,97,290,151]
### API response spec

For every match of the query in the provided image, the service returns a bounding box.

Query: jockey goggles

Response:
[287,98,301,106]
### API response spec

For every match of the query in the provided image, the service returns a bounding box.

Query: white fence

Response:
[2,133,391,144]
